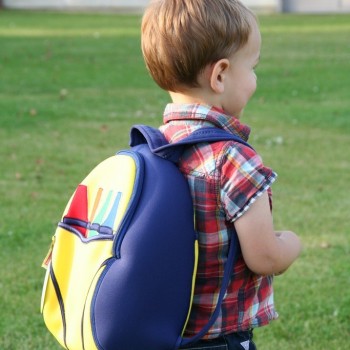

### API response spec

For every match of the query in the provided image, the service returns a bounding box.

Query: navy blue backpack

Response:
[41,125,252,350]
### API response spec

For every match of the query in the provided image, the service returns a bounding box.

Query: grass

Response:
[0,10,349,350]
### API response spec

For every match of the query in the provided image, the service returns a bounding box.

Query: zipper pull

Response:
[41,235,55,269]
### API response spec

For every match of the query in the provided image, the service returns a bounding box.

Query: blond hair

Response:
[141,0,256,92]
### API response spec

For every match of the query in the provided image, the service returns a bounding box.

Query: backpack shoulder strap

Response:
[129,124,252,347]
[130,124,253,163]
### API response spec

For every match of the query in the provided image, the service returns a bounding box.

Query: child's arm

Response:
[234,191,302,276]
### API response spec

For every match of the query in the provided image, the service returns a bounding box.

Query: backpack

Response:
[41,125,253,350]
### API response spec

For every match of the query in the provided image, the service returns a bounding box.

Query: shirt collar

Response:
[163,103,251,141]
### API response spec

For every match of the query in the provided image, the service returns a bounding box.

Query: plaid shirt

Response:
[159,104,278,338]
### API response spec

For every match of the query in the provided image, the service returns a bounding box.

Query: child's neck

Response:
[169,90,221,110]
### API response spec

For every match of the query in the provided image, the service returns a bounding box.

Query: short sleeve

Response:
[219,142,277,222]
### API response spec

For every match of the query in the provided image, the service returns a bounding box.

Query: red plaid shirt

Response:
[159,104,278,338]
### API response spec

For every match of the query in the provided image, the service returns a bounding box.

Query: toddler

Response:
[141,1,302,349]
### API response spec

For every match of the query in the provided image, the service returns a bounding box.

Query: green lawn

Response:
[0,10,349,350]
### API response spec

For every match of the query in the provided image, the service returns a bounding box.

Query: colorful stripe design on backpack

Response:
[62,185,123,238]
[41,153,143,350]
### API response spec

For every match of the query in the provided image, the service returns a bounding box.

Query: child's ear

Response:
[210,58,230,94]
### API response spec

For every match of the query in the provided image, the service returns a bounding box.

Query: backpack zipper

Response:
[113,150,144,259]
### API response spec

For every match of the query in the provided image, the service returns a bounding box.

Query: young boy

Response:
[141,1,302,349]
